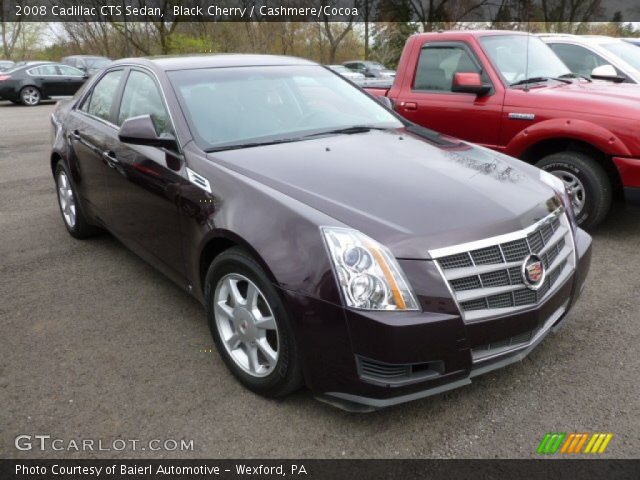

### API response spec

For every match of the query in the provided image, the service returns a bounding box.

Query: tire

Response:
[536,151,611,230]
[54,161,100,238]
[20,86,41,106]
[205,247,303,397]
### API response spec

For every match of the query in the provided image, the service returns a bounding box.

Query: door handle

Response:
[102,150,119,168]
[402,102,418,111]
[69,130,81,141]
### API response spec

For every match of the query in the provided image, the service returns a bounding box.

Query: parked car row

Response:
[0,55,111,106]
[343,60,396,79]
[49,48,593,410]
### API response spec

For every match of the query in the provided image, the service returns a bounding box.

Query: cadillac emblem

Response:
[522,254,545,290]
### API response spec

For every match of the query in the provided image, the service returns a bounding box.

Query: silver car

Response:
[539,34,640,83]
[327,64,366,82]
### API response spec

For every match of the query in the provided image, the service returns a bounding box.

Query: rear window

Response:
[80,70,123,122]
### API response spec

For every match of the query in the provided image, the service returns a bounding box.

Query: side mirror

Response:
[377,96,395,110]
[118,115,177,150]
[451,72,491,96]
[591,64,626,83]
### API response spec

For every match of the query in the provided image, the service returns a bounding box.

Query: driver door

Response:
[394,42,504,147]
[104,68,186,283]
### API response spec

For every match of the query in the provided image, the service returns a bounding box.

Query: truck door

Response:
[394,41,504,148]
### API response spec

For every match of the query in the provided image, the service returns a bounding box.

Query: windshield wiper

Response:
[205,126,391,152]
[205,137,302,153]
[510,76,572,87]
[302,125,390,138]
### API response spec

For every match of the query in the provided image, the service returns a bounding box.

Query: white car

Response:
[539,34,640,83]
[327,65,366,82]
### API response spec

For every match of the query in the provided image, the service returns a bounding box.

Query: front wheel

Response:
[20,86,41,106]
[536,152,612,230]
[205,247,303,398]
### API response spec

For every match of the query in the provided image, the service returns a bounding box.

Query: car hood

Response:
[506,81,640,117]
[207,129,557,259]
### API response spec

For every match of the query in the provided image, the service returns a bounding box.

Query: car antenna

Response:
[524,20,531,92]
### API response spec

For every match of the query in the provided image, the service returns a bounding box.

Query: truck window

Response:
[414,46,481,92]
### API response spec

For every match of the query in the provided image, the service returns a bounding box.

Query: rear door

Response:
[104,68,186,281]
[56,65,87,95]
[28,65,62,97]
[394,41,504,147]
[67,69,125,220]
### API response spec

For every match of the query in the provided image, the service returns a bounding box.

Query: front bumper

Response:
[281,228,592,411]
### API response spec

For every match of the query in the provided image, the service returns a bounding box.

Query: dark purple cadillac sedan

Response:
[50,55,592,410]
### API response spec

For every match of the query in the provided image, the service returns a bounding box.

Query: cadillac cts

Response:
[50,55,592,410]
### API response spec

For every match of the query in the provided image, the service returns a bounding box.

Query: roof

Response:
[537,34,621,45]
[62,55,110,59]
[111,54,316,71]
[414,30,529,39]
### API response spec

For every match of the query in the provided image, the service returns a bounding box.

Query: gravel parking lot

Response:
[1,101,638,459]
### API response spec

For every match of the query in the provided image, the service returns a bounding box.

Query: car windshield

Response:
[601,41,640,71]
[480,35,572,85]
[85,58,111,68]
[168,65,402,151]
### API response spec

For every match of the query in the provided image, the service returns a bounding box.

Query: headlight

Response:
[322,227,419,311]
[539,170,577,229]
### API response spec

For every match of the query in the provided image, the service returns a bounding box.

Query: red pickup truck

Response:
[367,30,640,229]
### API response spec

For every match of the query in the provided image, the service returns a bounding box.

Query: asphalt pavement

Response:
[1,101,638,458]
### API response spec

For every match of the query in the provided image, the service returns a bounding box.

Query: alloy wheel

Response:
[57,170,77,228]
[213,273,279,378]
[21,87,40,106]
[549,170,586,217]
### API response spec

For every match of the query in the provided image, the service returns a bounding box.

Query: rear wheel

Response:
[536,151,611,230]
[205,247,303,397]
[55,161,100,238]
[20,86,41,106]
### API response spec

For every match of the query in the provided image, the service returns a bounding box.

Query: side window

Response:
[80,69,123,122]
[31,65,58,76]
[117,70,170,135]
[58,65,84,76]
[414,46,482,92]
[549,43,608,78]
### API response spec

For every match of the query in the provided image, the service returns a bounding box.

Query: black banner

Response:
[2,0,640,22]
[1,459,640,480]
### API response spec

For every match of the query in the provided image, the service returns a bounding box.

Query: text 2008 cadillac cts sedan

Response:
[50,55,592,410]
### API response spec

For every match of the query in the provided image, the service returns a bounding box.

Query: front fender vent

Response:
[186,167,212,193]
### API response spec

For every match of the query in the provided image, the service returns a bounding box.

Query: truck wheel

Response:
[536,152,611,230]
[204,247,303,398]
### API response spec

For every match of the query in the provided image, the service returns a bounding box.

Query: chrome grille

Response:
[431,209,575,323]
[439,252,473,270]
[471,246,503,265]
